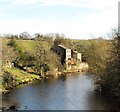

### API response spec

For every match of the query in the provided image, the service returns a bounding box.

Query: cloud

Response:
[0,5,117,39]
[1,0,119,9]
[0,0,119,39]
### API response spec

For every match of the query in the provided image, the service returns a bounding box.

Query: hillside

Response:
[1,38,54,93]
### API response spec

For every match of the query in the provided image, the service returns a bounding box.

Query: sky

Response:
[0,0,119,39]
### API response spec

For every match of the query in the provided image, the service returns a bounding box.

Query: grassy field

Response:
[1,66,41,93]
[2,38,53,52]
[16,40,38,52]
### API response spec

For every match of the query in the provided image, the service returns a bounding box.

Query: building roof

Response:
[73,50,78,53]
[58,44,67,49]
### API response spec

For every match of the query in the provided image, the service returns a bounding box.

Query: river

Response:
[2,73,119,110]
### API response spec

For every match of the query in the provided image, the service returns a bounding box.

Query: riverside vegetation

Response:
[0,30,120,103]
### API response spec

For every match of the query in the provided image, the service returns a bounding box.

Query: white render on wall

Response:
[77,53,82,62]
[66,49,71,61]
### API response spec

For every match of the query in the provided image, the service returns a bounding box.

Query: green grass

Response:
[1,66,41,93]
[3,67,40,80]
[2,38,52,54]
[16,40,38,53]
[16,40,52,53]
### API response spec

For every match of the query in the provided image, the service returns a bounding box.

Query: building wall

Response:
[72,51,77,60]
[77,53,82,62]
[53,44,82,70]
[66,49,72,69]
[54,45,66,65]
[66,49,71,61]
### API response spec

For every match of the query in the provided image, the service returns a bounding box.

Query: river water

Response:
[2,73,119,110]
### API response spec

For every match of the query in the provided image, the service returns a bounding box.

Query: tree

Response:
[86,39,110,75]
[2,38,19,67]
[19,32,31,40]
[34,33,43,40]
[53,33,73,50]
[33,40,62,75]
[97,30,120,101]
[7,38,17,48]
[33,43,49,75]
[48,50,62,71]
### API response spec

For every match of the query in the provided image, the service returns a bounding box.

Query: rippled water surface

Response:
[2,73,119,110]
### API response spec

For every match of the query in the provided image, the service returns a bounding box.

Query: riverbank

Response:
[1,67,41,94]
[1,66,86,94]
[3,73,120,111]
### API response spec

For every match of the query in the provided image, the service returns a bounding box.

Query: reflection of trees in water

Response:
[58,73,75,81]
[87,91,119,110]
[2,96,19,111]
[60,75,67,81]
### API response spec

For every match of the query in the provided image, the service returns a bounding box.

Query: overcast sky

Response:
[0,0,119,39]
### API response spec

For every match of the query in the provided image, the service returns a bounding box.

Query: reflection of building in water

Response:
[53,44,82,70]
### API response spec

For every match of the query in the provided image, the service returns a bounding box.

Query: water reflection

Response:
[2,74,119,110]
